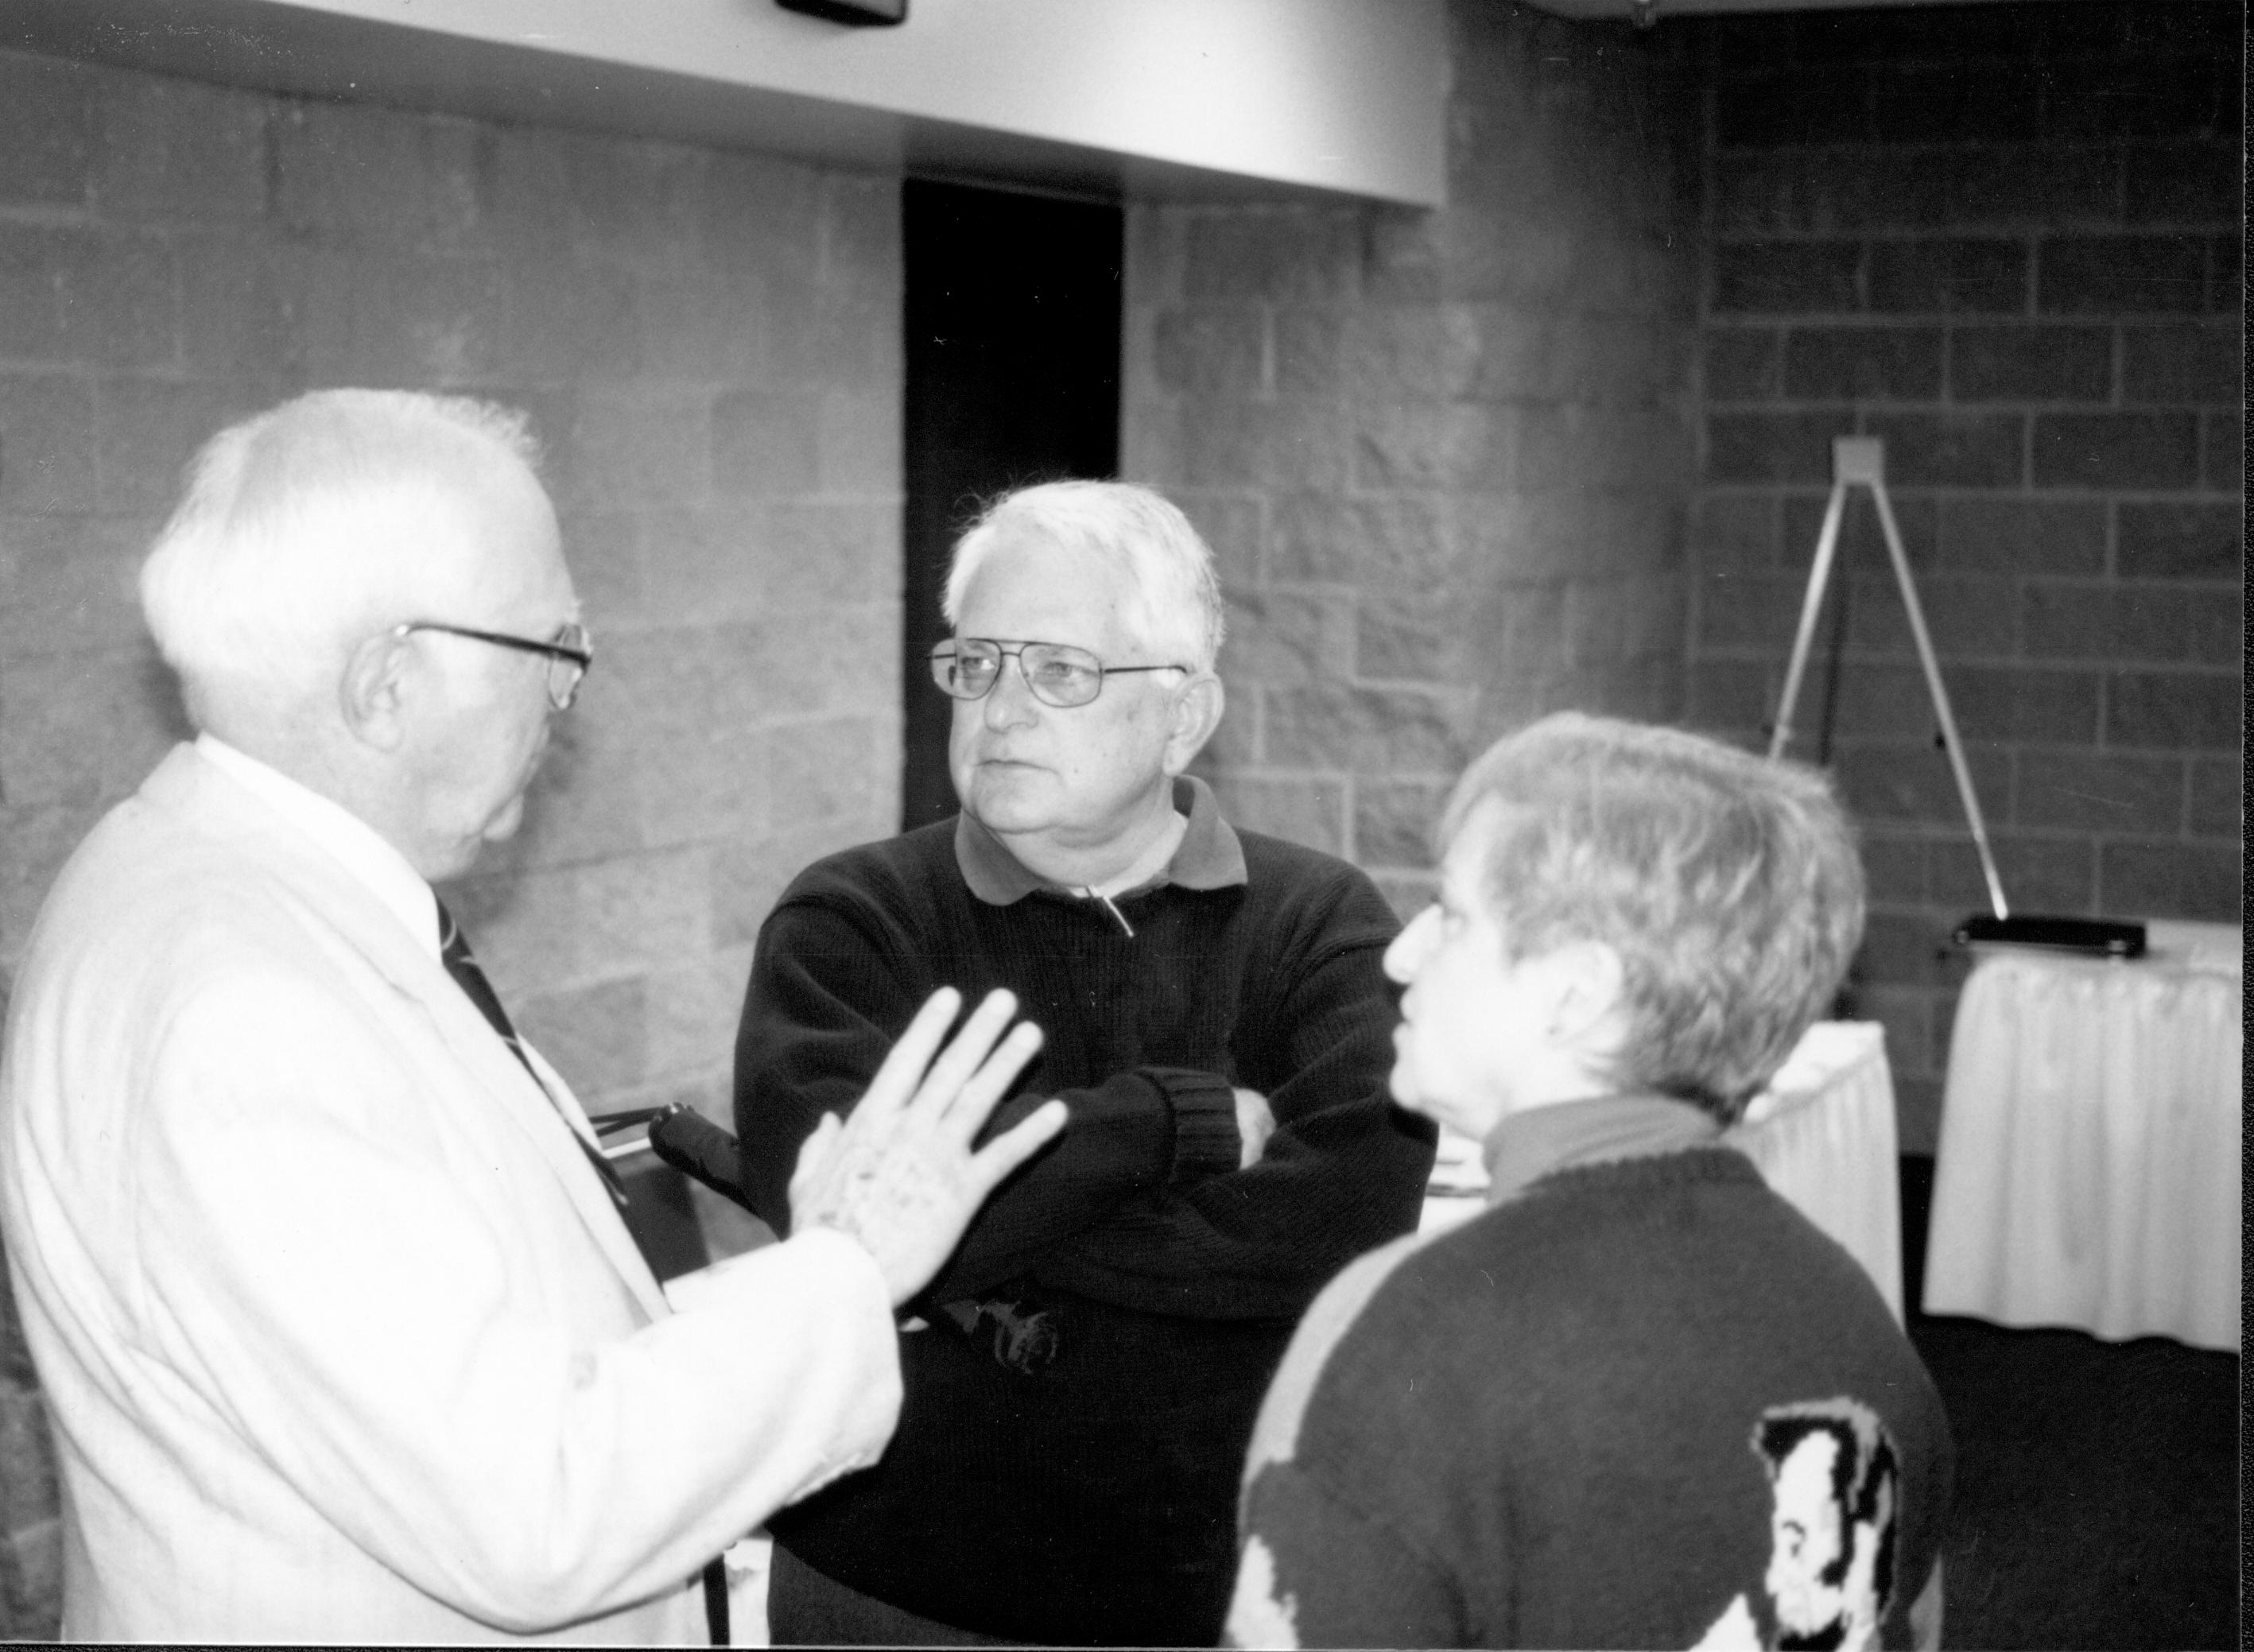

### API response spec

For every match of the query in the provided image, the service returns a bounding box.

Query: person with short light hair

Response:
[943,478,1228,673]
[735,478,1434,1646]
[1433,712,1869,1121]
[1228,712,1951,1650]
[1,387,1064,1642]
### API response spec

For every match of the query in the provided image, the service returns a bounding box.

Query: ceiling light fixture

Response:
[774,0,906,25]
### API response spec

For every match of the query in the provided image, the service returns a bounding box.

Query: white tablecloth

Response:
[1922,920,2242,1352]
[1422,1022,1904,1321]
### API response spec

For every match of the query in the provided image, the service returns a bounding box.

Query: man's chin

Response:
[1390,1068,1465,1136]
[963,778,1055,835]
[482,795,526,843]
[425,835,491,886]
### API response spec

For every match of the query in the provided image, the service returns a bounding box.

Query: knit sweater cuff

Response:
[1142,1068,1242,1183]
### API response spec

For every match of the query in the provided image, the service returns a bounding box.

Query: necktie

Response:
[436,902,630,1212]
[437,905,733,1645]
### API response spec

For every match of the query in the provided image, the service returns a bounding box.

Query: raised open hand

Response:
[788,987,1063,1306]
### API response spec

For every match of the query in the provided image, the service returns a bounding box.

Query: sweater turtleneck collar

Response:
[1481,1093,1726,1208]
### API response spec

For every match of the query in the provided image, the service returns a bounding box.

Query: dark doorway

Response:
[899,179,1123,831]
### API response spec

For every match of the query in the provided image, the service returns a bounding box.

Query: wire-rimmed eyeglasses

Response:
[929,638,1189,709]
[394,620,594,711]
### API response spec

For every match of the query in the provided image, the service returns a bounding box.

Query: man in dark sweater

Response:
[733,480,1436,1646]
[1228,715,1953,1650]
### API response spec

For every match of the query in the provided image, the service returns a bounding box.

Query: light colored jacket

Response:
[0,743,900,1642]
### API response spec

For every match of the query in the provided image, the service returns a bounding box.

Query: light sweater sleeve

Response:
[1228,1231,1466,1648]
[1230,1460,1462,1650]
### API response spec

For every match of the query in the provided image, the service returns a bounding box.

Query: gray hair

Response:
[941,480,1225,673]
[140,388,541,727]
[1441,712,1867,1123]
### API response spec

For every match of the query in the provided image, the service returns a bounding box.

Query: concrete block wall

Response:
[1123,0,1702,915]
[0,48,902,1635]
[1681,2,2243,1150]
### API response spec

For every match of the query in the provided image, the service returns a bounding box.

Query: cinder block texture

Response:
[0,49,904,1627]
[1123,0,1701,871]
[1686,1,2242,1150]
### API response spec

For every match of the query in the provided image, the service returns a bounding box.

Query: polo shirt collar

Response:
[1481,1093,1723,1208]
[954,774,1247,906]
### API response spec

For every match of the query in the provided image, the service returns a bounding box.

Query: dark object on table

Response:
[1954,914,2147,958]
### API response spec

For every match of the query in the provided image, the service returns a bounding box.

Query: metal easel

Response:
[1767,437,2011,921]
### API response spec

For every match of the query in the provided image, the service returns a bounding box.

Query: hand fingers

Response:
[934,1019,1044,1141]
[855,987,963,1119]
[968,1097,1068,1193]
[803,1110,843,1168]
[787,1110,844,1202]
[902,987,1020,1118]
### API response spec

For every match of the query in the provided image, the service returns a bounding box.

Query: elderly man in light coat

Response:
[0,387,1063,1642]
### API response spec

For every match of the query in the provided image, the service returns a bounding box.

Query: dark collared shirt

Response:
[952,774,1250,905]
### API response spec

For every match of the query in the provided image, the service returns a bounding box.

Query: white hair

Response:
[941,480,1226,673]
[139,388,542,728]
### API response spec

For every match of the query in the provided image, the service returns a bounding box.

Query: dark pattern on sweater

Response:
[1233,1149,1953,1650]
[732,814,1433,1645]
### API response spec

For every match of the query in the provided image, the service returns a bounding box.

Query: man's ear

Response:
[339,629,412,752]
[1160,673,1224,776]
[1545,939,1628,1057]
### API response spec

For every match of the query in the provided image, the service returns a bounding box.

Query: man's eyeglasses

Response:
[395,620,594,711]
[929,638,1189,709]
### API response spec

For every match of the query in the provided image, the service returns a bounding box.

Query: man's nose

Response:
[1384,905,1436,983]
[981,655,1041,727]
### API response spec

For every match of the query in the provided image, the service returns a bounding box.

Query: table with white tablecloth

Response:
[1921,920,2241,1353]
[1422,1021,1904,1321]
